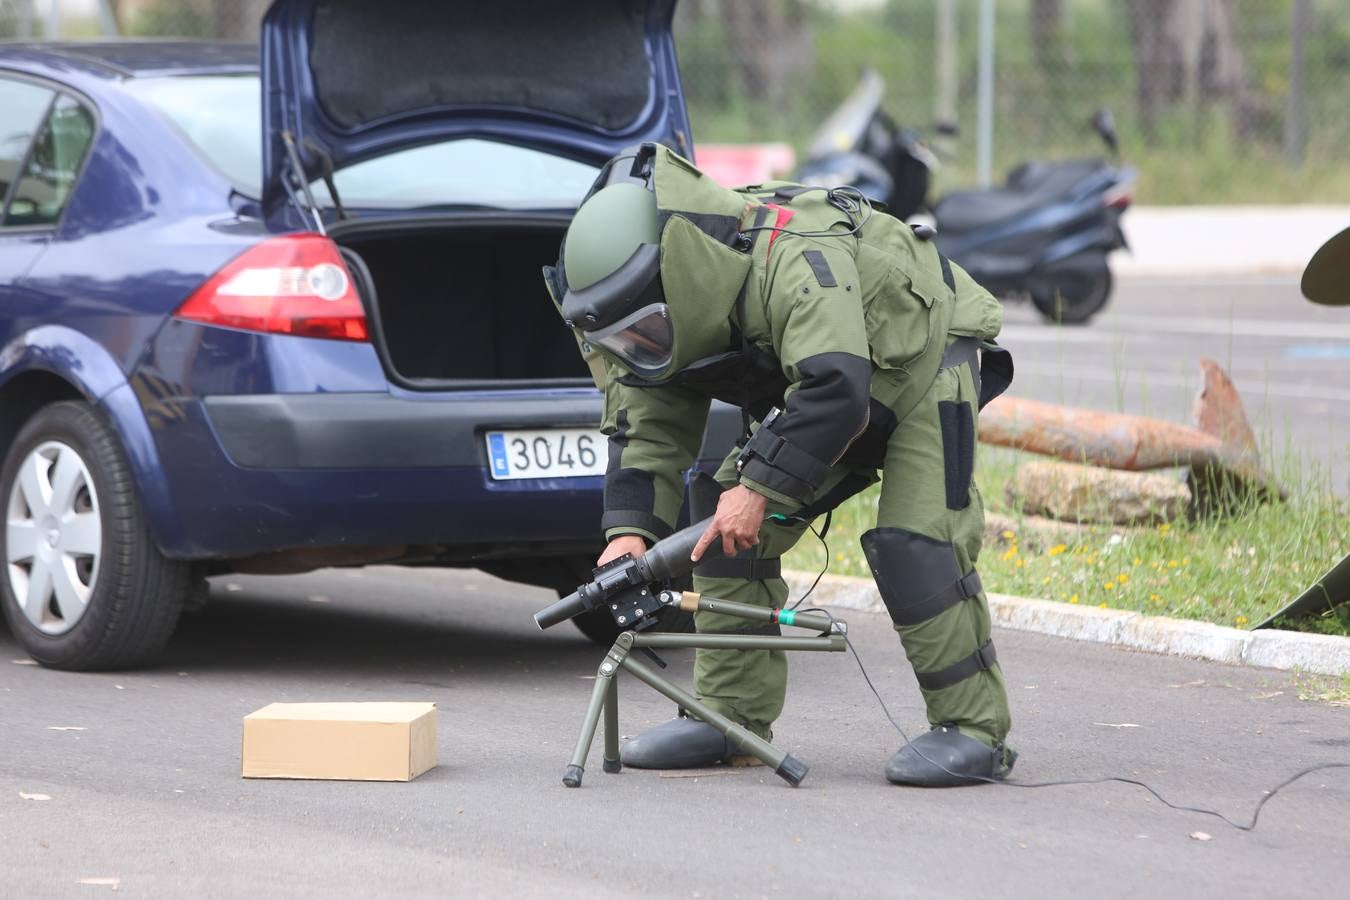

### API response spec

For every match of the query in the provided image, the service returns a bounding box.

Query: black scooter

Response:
[798,73,1136,324]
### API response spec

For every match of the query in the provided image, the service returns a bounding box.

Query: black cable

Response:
[796,578,1348,832]
[787,516,831,611]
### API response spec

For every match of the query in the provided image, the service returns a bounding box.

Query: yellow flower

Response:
[1149,593,1162,604]
[1098,602,1108,609]
[1132,557,1142,566]
[1001,547,1018,561]
[1182,557,1190,566]
[1042,576,1051,585]
[1015,558,1025,569]
[1235,615,1250,626]
[1158,523,1171,534]
[1117,573,1129,584]
[1167,559,1179,569]
[1103,581,1116,591]
[1001,530,1016,540]
[1048,544,1067,557]
[1069,594,1079,604]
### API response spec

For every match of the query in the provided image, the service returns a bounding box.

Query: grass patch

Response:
[1293,672,1350,708]
[785,447,1348,636]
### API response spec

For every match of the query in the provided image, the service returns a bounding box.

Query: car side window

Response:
[0,78,57,224]
[3,94,96,228]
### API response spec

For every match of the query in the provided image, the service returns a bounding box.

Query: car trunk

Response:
[336,218,591,387]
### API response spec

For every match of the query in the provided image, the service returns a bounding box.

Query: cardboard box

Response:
[241,701,437,781]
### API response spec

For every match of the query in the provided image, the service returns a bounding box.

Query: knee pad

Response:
[860,527,997,692]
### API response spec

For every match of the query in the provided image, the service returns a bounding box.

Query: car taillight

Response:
[176,233,368,341]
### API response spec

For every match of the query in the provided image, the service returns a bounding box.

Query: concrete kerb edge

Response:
[783,570,1350,677]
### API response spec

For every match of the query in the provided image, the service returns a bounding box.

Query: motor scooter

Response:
[797,73,1136,324]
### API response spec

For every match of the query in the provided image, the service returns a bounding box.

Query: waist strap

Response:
[695,557,782,581]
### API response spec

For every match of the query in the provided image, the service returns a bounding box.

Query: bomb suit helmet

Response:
[560,148,671,376]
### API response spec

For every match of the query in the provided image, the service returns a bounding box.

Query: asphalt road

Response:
[3,566,1348,898]
[999,274,1350,495]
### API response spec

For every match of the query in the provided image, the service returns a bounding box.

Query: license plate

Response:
[485,429,606,480]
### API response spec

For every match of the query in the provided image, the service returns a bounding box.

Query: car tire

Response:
[0,401,189,670]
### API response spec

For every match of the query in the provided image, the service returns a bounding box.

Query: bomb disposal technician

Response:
[544,144,1017,786]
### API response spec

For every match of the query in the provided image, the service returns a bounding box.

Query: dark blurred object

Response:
[1254,554,1350,629]
[1300,227,1350,306]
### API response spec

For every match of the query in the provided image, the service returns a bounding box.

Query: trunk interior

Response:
[339,221,591,386]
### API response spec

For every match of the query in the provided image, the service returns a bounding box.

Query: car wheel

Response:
[0,401,189,670]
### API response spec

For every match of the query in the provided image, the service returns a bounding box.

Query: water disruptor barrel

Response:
[533,517,723,630]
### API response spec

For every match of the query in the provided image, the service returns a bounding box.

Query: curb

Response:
[783,570,1350,677]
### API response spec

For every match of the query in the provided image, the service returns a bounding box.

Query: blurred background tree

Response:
[1,0,1346,203]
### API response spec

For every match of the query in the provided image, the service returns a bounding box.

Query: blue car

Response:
[0,0,736,669]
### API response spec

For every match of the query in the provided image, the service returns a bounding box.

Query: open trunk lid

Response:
[261,0,688,219]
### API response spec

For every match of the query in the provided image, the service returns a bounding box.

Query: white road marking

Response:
[1003,314,1350,341]
[1011,359,1350,404]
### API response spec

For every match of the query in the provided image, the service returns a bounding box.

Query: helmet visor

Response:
[585,304,673,376]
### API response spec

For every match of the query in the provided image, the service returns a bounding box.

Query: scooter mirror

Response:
[1301,226,1350,306]
[1091,109,1119,157]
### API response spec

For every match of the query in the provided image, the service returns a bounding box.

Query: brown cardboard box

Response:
[241,702,437,781]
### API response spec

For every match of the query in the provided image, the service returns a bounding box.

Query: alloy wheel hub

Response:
[6,441,102,635]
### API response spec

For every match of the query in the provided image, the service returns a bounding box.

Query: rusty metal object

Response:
[979,358,1279,496]
[980,396,1226,470]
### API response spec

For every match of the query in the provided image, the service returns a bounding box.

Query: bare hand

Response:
[597,534,647,567]
[691,485,768,561]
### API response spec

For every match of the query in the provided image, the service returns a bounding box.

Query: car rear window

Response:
[127,75,600,210]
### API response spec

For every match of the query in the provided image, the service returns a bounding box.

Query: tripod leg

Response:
[564,667,614,788]
[619,654,809,787]
[602,676,621,774]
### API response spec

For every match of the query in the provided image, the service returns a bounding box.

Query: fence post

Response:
[935,0,958,151]
[1284,0,1310,171]
[976,0,995,188]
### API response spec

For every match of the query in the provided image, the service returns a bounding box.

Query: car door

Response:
[0,74,60,328]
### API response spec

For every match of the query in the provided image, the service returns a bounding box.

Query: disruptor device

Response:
[534,517,848,788]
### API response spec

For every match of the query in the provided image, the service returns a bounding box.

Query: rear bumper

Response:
[145,390,740,560]
[203,391,742,470]
[204,392,605,469]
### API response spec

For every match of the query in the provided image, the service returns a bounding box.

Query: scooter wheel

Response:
[1030,256,1113,324]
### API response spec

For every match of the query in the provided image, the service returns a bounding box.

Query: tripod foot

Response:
[775,754,809,787]
[563,765,584,788]
[602,758,622,774]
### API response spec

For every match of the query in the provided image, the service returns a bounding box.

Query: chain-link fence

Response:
[3,0,1346,203]
[677,0,1350,204]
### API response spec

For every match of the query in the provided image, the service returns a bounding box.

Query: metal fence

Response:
[3,0,1346,203]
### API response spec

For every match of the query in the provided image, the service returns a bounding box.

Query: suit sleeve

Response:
[600,371,711,544]
[737,242,872,506]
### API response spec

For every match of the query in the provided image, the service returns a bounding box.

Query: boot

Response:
[619,717,764,769]
[885,724,1016,787]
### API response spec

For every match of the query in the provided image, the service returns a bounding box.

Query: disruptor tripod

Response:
[533,518,848,788]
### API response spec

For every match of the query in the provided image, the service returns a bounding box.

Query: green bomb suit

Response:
[547,145,1016,783]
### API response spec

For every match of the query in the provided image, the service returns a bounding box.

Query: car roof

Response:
[0,40,257,79]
